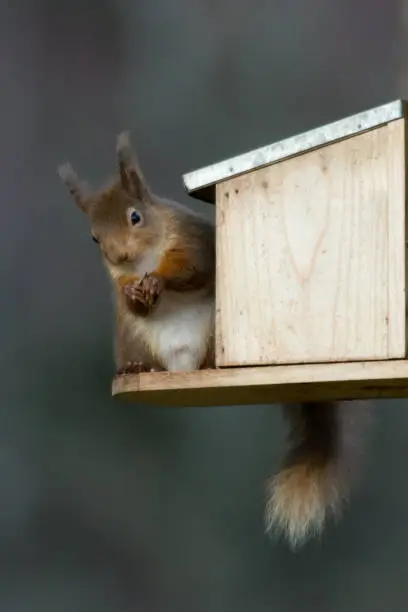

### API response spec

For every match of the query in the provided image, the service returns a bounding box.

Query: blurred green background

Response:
[3,1,408,610]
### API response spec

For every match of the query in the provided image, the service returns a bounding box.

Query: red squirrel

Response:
[58,132,215,374]
[58,132,366,549]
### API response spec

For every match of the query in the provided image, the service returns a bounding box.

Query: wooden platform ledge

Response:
[112,360,408,407]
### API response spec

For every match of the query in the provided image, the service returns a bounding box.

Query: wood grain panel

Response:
[215,120,406,367]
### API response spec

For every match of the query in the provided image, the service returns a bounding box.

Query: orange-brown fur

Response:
[117,274,141,288]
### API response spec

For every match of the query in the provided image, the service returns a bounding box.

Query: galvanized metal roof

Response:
[183,99,407,204]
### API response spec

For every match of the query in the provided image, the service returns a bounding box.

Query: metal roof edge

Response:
[182,99,407,202]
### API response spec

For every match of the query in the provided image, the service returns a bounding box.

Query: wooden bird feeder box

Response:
[113,99,408,406]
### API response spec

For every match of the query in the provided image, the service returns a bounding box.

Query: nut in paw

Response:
[124,274,163,316]
[138,273,163,309]
[123,280,151,317]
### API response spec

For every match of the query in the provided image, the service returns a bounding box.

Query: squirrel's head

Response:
[58,132,162,274]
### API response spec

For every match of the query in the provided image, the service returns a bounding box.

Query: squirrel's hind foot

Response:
[116,361,157,376]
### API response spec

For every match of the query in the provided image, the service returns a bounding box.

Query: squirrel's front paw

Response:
[139,273,163,307]
[123,279,150,316]
[124,274,163,316]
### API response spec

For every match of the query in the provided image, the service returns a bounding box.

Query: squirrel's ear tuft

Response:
[57,162,90,214]
[116,131,149,200]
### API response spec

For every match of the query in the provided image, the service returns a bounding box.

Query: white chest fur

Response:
[122,289,214,372]
[133,250,161,277]
[147,290,214,371]
[110,249,214,371]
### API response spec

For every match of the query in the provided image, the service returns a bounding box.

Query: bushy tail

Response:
[264,401,368,549]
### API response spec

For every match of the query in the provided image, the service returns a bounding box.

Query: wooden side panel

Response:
[215,119,407,367]
[387,120,407,357]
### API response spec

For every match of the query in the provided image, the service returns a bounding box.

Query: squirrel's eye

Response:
[92,235,99,244]
[129,209,142,226]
